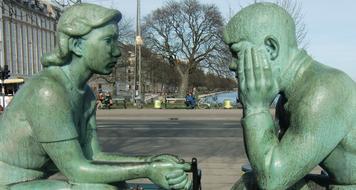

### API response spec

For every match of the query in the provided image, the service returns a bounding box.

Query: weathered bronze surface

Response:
[224,2,356,190]
[0,4,191,190]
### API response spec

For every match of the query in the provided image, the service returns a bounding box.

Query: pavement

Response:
[96,109,247,190]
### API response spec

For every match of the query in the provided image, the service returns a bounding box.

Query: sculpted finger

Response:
[158,154,180,163]
[257,49,267,88]
[167,174,186,185]
[261,52,272,87]
[177,162,192,171]
[165,154,180,161]
[166,170,184,179]
[170,176,188,190]
[237,50,245,90]
[244,48,254,90]
[184,178,192,190]
[252,48,262,89]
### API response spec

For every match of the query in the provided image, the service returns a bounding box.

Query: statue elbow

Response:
[256,166,290,190]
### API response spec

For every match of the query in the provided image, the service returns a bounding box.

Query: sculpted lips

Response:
[108,60,117,68]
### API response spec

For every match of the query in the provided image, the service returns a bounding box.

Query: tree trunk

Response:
[178,73,189,97]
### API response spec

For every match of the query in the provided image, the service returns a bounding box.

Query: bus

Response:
[0,78,25,109]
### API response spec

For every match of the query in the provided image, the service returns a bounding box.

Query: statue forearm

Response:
[66,161,150,183]
[43,141,153,184]
[242,110,279,187]
[45,139,190,189]
[84,129,151,163]
[93,152,151,163]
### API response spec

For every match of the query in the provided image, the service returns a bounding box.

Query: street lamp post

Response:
[136,35,143,107]
[128,52,136,103]
[135,0,143,108]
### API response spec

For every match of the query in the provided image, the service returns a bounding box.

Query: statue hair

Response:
[41,3,122,67]
[224,2,297,47]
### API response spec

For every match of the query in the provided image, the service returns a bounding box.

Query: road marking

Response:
[97,122,179,126]
[223,123,238,125]
[99,137,241,140]
[97,126,241,130]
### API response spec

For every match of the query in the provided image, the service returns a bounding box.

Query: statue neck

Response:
[62,58,93,92]
[279,49,313,98]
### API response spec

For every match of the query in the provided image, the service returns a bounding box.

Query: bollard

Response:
[223,99,233,109]
[191,157,202,190]
[154,100,161,109]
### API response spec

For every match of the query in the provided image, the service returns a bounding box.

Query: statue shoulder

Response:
[298,63,354,109]
[25,74,78,142]
[317,64,354,95]
[27,74,70,108]
[287,63,355,131]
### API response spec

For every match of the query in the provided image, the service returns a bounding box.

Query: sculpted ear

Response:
[264,36,279,61]
[68,38,83,57]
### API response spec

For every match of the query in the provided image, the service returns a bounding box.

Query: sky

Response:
[82,0,356,80]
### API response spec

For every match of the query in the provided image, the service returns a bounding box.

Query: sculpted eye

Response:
[105,38,113,44]
[231,50,240,60]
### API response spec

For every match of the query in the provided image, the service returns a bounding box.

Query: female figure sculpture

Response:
[0,4,191,190]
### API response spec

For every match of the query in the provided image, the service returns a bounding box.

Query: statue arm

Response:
[80,88,149,162]
[25,84,151,183]
[26,83,150,181]
[82,98,181,164]
[83,115,153,163]
[243,89,350,190]
[42,139,191,189]
[27,85,190,188]
[42,139,152,183]
[235,47,353,189]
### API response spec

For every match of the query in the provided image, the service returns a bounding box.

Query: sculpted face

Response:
[80,22,121,75]
[224,3,298,84]
[228,40,267,79]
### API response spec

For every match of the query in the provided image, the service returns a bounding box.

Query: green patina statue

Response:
[224,2,356,190]
[0,4,191,190]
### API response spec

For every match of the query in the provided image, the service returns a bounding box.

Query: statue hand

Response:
[148,161,192,190]
[238,47,278,115]
[147,154,185,164]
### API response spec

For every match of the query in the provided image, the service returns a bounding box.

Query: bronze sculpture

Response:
[0,4,191,190]
[224,2,356,190]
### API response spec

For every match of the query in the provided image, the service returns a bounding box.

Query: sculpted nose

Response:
[229,61,238,72]
[112,43,121,58]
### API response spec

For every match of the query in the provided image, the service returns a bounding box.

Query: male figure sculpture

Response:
[224,3,356,190]
[0,4,191,190]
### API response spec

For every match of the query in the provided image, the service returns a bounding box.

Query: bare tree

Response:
[143,0,227,96]
[51,0,81,7]
[118,17,135,44]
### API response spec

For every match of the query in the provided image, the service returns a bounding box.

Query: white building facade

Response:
[0,0,59,78]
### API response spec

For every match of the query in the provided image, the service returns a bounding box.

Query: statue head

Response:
[224,2,298,81]
[42,3,122,74]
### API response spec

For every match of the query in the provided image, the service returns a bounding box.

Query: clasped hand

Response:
[147,154,192,190]
[235,45,279,115]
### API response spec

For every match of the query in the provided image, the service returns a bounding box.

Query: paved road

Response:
[94,109,323,190]
[96,116,248,190]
